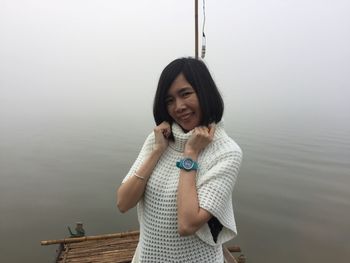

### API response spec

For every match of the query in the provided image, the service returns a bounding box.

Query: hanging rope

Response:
[201,0,207,58]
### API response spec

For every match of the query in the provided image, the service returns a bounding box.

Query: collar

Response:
[169,121,225,153]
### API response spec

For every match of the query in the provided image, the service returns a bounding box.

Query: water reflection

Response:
[1,113,349,262]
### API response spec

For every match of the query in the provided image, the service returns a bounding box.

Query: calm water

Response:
[1,112,349,263]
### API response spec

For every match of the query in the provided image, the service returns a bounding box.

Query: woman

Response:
[117,57,242,262]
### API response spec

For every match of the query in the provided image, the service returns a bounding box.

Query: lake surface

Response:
[1,110,349,263]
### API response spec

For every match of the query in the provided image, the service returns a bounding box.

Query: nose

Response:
[175,98,185,113]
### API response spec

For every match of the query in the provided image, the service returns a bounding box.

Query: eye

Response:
[181,91,193,98]
[165,97,174,105]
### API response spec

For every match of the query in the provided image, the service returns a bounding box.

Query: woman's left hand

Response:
[184,123,216,156]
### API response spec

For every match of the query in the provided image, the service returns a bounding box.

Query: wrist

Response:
[183,150,199,160]
[152,148,165,158]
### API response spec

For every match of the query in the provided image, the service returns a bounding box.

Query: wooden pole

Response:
[226,245,242,253]
[223,246,239,263]
[40,230,140,246]
[195,0,199,59]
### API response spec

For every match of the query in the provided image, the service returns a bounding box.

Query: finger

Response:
[155,122,169,131]
[195,126,207,132]
[159,122,171,138]
[161,121,170,128]
[193,127,205,136]
[164,123,171,135]
[162,129,171,138]
[208,123,216,138]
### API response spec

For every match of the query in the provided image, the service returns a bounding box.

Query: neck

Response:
[168,121,224,153]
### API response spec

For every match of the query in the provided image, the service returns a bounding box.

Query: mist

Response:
[1,0,349,129]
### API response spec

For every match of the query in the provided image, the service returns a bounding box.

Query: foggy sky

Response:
[1,0,349,126]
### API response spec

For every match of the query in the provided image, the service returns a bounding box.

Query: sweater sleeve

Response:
[195,149,242,246]
[121,133,155,184]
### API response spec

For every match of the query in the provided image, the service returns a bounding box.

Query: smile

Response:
[178,113,193,121]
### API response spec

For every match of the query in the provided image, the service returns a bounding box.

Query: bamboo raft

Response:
[41,230,246,263]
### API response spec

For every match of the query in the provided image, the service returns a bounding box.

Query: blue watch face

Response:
[183,158,194,169]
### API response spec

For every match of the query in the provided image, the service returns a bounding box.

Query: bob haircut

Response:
[153,57,224,127]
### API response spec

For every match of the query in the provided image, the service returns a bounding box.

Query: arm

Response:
[177,125,215,236]
[177,151,212,236]
[117,148,163,213]
[116,122,171,213]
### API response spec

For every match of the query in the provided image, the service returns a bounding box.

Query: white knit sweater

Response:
[123,122,242,263]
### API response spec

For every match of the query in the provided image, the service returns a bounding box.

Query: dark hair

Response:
[153,57,224,126]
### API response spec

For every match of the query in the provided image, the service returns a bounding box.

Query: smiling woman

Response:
[116,57,242,263]
[154,57,224,130]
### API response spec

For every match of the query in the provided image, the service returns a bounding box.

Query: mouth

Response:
[178,112,193,121]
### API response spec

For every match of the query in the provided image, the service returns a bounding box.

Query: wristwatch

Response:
[176,158,198,171]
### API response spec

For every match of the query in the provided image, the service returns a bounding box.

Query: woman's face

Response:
[166,73,202,131]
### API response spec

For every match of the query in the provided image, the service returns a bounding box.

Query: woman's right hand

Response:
[153,121,171,153]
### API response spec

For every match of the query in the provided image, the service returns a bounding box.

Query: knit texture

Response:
[123,122,242,263]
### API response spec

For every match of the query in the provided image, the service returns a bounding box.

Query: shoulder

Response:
[136,132,155,156]
[210,126,242,156]
[200,127,242,168]
[144,132,155,145]
[145,131,155,145]
[215,135,242,154]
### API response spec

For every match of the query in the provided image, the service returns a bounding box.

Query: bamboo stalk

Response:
[64,250,136,260]
[59,251,134,263]
[223,246,239,263]
[195,0,199,58]
[67,236,138,248]
[41,230,139,246]
[64,243,137,258]
[60,245,69,263]
[226,245,242,253]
